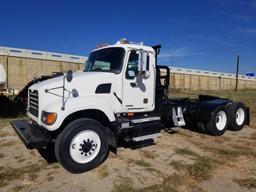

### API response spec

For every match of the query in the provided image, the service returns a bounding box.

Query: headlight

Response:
[41,111,57,125]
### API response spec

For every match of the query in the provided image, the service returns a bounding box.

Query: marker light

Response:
[42,111,57,125]
[119,38,129,44]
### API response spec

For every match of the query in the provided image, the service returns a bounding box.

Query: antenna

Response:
[63,41,71,71]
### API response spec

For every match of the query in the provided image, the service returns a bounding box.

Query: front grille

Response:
[29,90,39,117]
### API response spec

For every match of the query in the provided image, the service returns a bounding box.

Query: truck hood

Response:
[28,71,120,129]
[30,71,117,94]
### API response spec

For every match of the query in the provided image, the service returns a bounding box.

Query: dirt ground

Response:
[0,89,255,192]
[0,117,256,192]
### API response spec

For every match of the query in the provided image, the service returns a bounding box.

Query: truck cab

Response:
[27,42,158,131]
[11,40,250,173]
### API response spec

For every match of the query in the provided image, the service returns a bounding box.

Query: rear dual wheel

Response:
[205,106,228,136]
[227,102,246,131]
[204,102,246,136]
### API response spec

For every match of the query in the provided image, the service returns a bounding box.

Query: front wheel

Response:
[55,118,109,173]
[205,106,228,136]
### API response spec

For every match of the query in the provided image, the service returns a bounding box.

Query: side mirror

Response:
[137,51,150,79]
[138,51,147,73]
[66,70,73,82]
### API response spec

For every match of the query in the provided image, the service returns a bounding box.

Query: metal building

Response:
[0,46,87,91]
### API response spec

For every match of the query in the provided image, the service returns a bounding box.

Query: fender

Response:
[188,99,231,122]
[40,96,115,131]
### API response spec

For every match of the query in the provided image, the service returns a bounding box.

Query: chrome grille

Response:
[29,90,39,117]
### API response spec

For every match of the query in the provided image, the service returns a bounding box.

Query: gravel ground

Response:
[0,119,256,192]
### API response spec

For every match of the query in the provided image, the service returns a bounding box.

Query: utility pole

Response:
[4,51,9,90]
[235,55,240,91]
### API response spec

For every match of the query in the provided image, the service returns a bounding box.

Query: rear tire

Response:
[205,106,228,136]
[227,102,246,131]
[55,118,109,173]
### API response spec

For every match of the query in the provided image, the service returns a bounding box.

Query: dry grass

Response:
[112,172,206,192]
[139,150,157,159]
[127,159,151,168]
[12,185,24,192]
[0,153,5,159]
[0,167,22,187]
[141,174,183,192]
[134,159,151,167]
[234,177,256,189]
[1,140,18,147]
[112,174,183,192]
[0,162,47,187]
[175,148,200,157]
[144,167,165,177]
[170,156,217,183]
[112,177,136,192]
[0,116,27,128]
[51,164,60,169]
[201,145,256,161]
[188,156,216,181]
[0,130,13,137]
[47,176,54,182]
[97,165,109,178]
[0,118,11,128]
[251,132,256,140]
[169,160,188,171]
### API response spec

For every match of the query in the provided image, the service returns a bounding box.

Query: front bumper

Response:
[11,120,51,149]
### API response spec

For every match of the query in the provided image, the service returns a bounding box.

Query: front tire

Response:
[55,118,109,173]
[205,106,228,136]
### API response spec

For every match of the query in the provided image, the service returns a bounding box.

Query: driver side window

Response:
[126,51,138,79]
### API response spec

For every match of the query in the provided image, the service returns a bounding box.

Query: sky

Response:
[0,0,255,74]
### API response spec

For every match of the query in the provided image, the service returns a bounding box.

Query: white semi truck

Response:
[11,40,250,173]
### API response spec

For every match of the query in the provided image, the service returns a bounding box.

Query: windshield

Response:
[84,47,125,73]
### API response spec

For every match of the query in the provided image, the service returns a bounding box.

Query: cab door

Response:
[122,50,155,112]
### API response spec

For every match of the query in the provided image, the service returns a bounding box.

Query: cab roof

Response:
[92,41,155,53]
